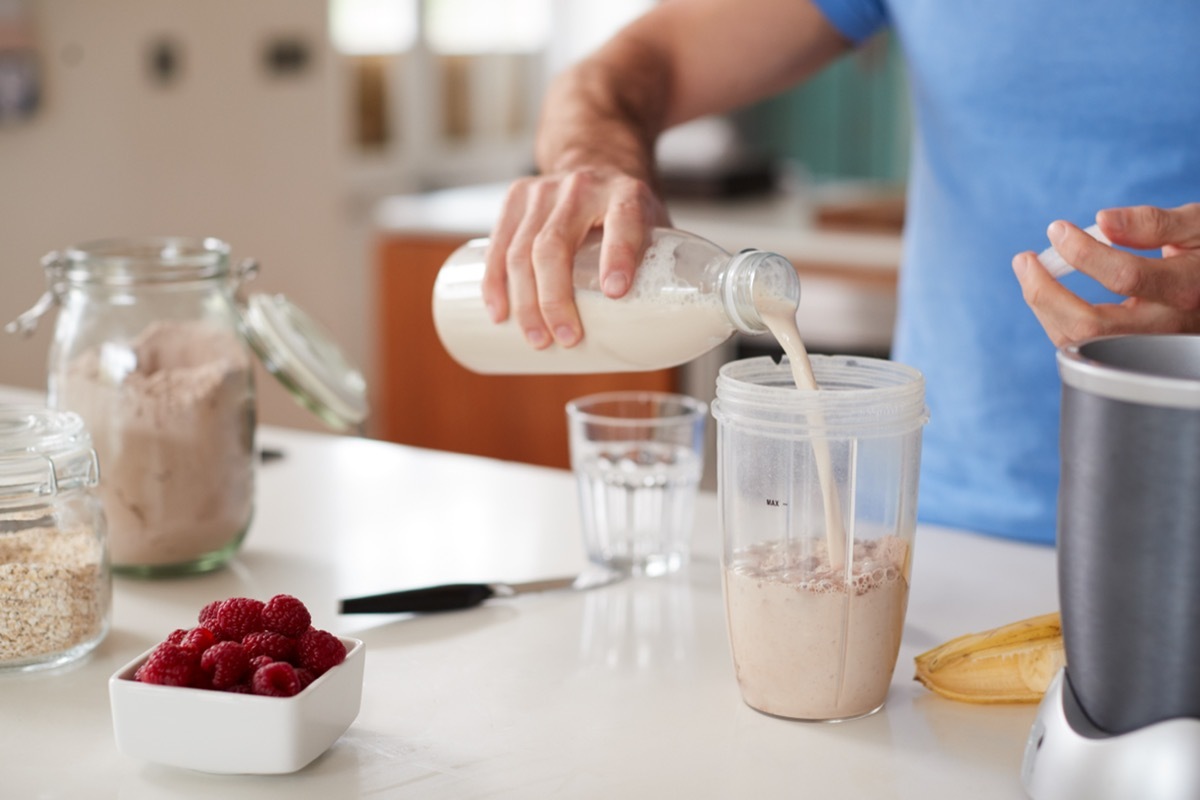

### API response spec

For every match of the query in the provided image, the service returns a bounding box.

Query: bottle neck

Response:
[721,249,802,334]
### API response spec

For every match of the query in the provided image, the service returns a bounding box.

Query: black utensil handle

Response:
[339,583,496,614]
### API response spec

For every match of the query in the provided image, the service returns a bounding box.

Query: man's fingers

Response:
[482,180,534,323]
[530,222,585,347]
[599,176,664,298]
[1015,251,1109,346]
[529,172,614,347]
[1049,219,1200,311]
[480,167,667,351]
[1097,203,1200,250]
[1017,250,1200,345]
[506,181,561,349]
[1116,296,1200,334]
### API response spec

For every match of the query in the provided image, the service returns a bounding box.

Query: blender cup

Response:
[712,355,928,721]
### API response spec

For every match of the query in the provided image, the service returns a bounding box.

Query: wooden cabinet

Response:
[373,234,676,470]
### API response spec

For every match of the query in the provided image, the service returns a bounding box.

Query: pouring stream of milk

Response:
[756,290,848,571]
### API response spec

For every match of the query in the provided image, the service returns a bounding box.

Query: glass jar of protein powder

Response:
[7,237,367,577]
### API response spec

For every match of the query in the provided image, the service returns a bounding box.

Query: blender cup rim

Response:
[712,355,928,437]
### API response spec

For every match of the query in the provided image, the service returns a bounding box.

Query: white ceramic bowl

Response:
[109,636,364,774]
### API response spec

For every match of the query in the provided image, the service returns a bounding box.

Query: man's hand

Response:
[1012,203,1200,346]
[481,166,669,350]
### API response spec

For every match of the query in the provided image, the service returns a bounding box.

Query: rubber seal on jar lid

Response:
[240,294,368,431]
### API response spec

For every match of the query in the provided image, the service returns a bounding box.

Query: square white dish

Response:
[109,636,364,774]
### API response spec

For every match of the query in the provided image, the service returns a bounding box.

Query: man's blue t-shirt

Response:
[809,1,1200,544]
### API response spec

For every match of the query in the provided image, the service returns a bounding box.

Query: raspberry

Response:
[242,631,295,663]
[198,600,223,628]
[211,597,265,641]
[296,628,346,676]
[164,628,189,647]
[226,683,254,694]
[262,594,311,638]
[249,654,274,671]
[295,667,318,691]
[251,661,302,697]
[200,640,250,689]
[178,626,217,657]
[135,643,200,687]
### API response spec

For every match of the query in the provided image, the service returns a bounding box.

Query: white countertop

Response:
[0,385,1056,799]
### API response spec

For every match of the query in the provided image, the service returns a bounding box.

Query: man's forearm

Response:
[533,0,849,185]
[534,34,672,184]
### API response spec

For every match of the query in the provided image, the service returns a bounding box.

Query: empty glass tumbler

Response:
[567,391,707,577]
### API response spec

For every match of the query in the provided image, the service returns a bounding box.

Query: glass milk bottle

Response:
[433,228,801,374]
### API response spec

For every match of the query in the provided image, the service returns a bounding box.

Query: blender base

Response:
[1022,669,1200,799]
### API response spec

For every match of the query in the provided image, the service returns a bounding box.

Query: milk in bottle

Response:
[432,228,800,374]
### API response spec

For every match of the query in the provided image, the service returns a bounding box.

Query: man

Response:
[481,0,1200,544]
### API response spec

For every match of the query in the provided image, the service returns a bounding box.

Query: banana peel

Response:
[914,611,1065,704]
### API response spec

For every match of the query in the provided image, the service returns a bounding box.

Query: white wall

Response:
[0,0,372,432]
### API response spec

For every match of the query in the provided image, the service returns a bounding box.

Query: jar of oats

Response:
[0,406,110,672]
[7,237,367,578]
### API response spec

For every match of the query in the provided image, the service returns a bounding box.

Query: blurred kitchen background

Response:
[0,0,910,471]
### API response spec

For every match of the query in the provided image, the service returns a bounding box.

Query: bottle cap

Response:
[723,249,801,334]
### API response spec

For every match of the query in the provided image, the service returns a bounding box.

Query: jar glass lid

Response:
[0,407,100,500]
[240,294,369,431]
